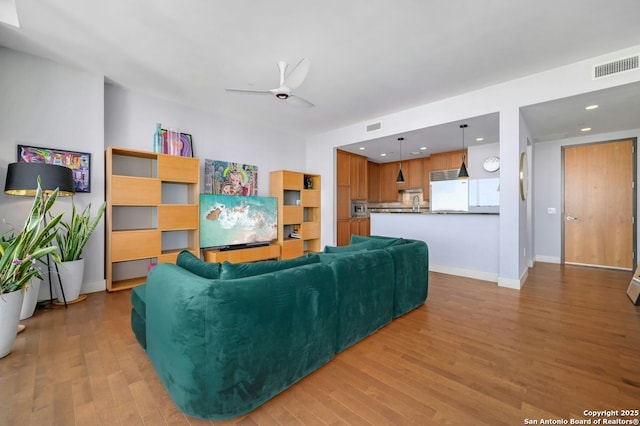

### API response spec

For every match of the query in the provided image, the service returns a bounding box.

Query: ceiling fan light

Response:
[276,93,289,99]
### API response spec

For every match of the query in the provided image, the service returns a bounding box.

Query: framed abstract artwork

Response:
[160,129,194,157]
[17,144,91,193]
[203,159,258,196]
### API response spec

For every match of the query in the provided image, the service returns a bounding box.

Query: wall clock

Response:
[519,152,528,201]
[482,156,500,172]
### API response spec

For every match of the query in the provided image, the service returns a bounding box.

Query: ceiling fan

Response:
[225,58,314,107]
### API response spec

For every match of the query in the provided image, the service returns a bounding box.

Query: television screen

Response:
[200,194,278,249]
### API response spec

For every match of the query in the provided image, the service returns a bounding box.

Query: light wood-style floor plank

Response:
[1,263,639,425]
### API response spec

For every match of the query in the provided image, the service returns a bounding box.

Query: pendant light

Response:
[396,137,405,183]
[458,124,469,178]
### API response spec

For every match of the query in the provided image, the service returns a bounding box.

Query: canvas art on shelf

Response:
[17,144,91,192]
[204,160,258,196]
[160,129,193,157]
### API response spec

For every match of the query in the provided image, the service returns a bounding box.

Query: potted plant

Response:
[0,180,63,358]
[54,201,105,302]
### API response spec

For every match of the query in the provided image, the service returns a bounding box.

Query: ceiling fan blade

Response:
[277,61,287,87]
[286,94,314,108]
[225,88,272,95]
[284,58,310,90]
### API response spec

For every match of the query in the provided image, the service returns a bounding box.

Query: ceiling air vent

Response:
[593,55,639,79]
[366,122,381,132]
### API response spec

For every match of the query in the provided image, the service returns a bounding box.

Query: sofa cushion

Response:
[316,250,369,263]
[220,254,320,279]
[323,241,371,253]
[176,250,221,279]
[350,234,406,247]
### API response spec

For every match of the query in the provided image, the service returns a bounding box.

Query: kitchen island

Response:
[370,211,499,282]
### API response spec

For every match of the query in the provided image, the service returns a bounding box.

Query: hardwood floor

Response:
[1,263,639,425]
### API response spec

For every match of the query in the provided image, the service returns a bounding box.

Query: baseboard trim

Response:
[37,279,106,301]
[429,264,499,283]
[535,255,561,264]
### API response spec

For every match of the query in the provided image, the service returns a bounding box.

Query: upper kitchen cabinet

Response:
[368,161,380,202]
[336,149,350,186]
[406,158,423,189]
[379,162,405,202]
[350,153,368,200]
[430,149,467,172]
[336,149,368,200]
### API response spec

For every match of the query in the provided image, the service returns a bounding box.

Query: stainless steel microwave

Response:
[351,200,368,218]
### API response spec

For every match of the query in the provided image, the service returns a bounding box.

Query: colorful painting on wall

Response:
[204,160,258,196]
[17,144,91,193]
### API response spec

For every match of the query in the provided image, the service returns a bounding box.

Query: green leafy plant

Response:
[0,180,63,295]
[55,201,106,262]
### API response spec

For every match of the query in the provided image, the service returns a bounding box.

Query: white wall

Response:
[532,128,640,264]
[0,47,307,298]
[307,44,640,288]
[0,47,105,298]
[105,85,306,196]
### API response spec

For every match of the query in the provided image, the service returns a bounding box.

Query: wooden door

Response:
[564,139,635,269]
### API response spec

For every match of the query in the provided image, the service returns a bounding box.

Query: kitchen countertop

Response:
[368,202,498,215]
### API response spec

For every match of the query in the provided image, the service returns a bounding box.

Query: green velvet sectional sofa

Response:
[130,235,428,420]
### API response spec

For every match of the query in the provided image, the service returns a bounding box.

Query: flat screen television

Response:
[199,194,278,250]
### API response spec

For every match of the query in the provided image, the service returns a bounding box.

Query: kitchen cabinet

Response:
[350,218,370,238]
[422,157,431,201]
[380,162,403,202]
[350,154,368,200]
[430,149,467,172]
[407,158,423,189]
[368,161,380,202]
[337,149,368,200]
[337,220,351,246]
[336,150,350,186]
[337,185,351,221]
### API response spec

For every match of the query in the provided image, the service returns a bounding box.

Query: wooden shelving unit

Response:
[105,147,200,291]
[270,170,321,259]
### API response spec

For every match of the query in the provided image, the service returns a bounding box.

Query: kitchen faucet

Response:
[412,195,420,212]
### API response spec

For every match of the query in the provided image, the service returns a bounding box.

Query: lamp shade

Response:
[5,162,75,196]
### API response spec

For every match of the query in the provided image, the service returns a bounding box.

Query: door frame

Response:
[560,137,637,269]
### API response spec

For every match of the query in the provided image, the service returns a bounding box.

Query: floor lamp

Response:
[4,162,75,307]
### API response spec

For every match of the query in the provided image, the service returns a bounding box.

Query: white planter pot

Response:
[1,289,25,358]
[20,278,41,320]
[57,259,85,303]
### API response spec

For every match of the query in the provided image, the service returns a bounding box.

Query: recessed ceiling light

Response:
[359,146,365,150]
[585,104,599,110]
[420,147,427,150]
[380,153,387,157]
[476,137,484,142]
[410,151,420,155]
[581,127,592,132]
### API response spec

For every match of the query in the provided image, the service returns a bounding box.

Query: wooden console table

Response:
[203,243,281,263]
